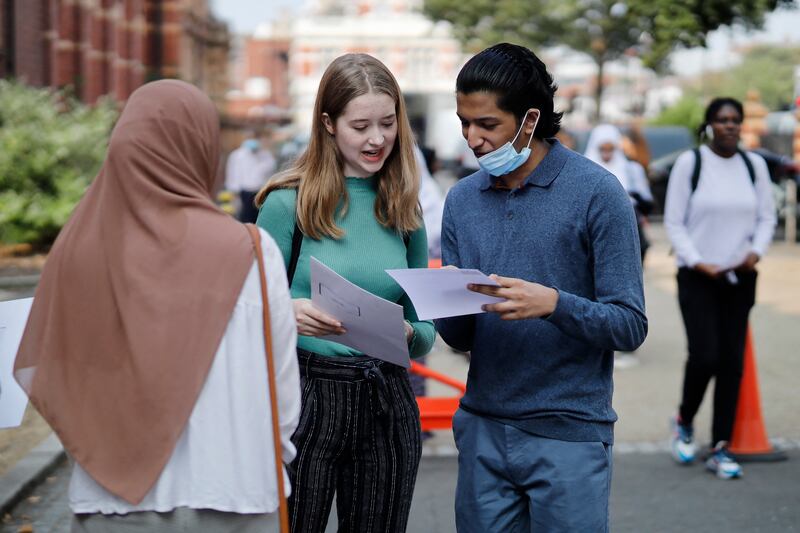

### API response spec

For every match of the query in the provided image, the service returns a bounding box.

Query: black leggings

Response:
[676,268,757,445]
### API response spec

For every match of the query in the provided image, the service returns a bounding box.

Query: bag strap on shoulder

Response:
[245,223,290,533]
[287,222,302,287]
[690,147,702,193]
[737,148,756,185]
[286,223,410,286]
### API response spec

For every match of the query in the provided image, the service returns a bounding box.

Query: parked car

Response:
[568,125,694,161]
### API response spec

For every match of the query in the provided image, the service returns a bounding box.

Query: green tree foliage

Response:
[0,81,117,245]
[649,96,705,135]
[688,45,800,110]
[423,0,797,118]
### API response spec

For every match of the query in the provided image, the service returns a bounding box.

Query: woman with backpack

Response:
[664,97,776,480]
[255,53,434,533]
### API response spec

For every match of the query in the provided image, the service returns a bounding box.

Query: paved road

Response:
[4,449,800,532]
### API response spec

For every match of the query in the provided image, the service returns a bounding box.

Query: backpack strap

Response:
[691,147,756,195]
[737,148,756,185]
[286,222,302,287]
[690,147,702,193]
[282,199,412,288]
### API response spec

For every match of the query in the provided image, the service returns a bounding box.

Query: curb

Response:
[0,274,40,289]
[0,433,65,516]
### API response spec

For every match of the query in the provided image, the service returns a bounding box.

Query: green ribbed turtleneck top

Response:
[256,175,435,358]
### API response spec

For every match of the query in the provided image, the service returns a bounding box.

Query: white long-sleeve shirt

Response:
[415,146,444,259]
[225,146,276,193]
[69,228,300,515]
[664,145,776,270]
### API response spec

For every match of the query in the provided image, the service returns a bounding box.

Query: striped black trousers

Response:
[288,350,422,533]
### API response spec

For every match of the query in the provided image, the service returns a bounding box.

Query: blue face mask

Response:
[477,110,539,176]
[243,139,261,152]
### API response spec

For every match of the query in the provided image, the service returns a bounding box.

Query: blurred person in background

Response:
[409,143,445,422]
[664,97,776,480]
[555,129,577,151]
[226,129,277,223]
[584,124,654,265]
[621,121,651,169]
[255,53,434,533]
[415,144,445,260]
[14,80,300,532]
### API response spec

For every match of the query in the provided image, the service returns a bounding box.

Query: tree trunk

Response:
[595,57,604,122]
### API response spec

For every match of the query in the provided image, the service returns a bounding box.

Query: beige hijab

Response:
[14,80,255,504]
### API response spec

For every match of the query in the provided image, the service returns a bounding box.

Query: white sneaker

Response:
[670,416,696,464]
[705,442,742,479]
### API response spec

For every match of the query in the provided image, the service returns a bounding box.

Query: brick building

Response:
[226,23,291,120]
[0,0,230,105]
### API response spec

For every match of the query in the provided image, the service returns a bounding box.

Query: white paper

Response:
[385,268,505,320]
[310,257,409,368]
[0,297,33,429]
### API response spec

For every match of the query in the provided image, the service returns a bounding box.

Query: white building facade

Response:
[286,0,468,159]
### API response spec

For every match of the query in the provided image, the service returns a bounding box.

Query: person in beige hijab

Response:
[14,80,300,532]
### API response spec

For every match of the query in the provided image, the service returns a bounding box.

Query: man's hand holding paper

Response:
[385,267,507,320]
[468,274,559,321]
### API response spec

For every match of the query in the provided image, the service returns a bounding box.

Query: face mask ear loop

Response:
[510,110,539,149]
[510,110,530,146]
[525,113,540,150]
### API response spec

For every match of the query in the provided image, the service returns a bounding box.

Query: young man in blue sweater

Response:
[435,43,648,532]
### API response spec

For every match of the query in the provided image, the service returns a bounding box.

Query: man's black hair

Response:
[456,43,562,139]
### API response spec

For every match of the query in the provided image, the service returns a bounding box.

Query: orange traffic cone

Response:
[728,327,787,462]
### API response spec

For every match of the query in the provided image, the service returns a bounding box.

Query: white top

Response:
[415,145,444,259]
[69,229,301,515]
[664,145,776,269]
[225,145,277,192]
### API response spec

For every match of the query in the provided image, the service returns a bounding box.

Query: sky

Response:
[210,0,299,33]
[211,1,800,77]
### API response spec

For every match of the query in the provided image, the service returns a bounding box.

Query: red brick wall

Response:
[4,0,228,106]
[12,0,50,86]
[245,37,290,109]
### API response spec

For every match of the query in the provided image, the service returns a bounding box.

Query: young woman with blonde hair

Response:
[256,53,434,533]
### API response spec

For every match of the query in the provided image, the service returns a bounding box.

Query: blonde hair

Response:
[255,54,420,240]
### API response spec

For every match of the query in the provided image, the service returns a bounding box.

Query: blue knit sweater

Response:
[435,139,647,444]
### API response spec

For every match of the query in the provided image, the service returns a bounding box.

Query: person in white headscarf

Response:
[585,124,654,263]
